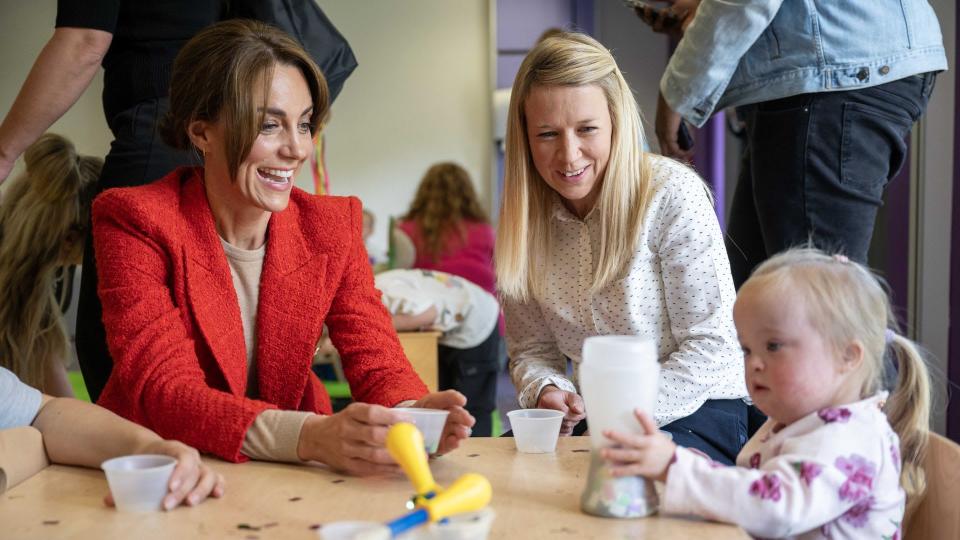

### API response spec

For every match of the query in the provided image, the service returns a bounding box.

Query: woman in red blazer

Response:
[91,20,473,472]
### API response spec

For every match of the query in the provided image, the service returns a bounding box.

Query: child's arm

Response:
[390,305,438,331]
[603,411,876,538]
[31,395,225,510]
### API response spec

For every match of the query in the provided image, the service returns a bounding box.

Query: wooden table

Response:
[1,437,747,539]
[397,331,440,392]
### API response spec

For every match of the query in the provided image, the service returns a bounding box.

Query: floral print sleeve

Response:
[661,397,904,539]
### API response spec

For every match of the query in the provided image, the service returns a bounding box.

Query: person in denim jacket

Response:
[643,0,947,287]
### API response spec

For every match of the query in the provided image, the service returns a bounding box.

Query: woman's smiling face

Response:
[524,84,612,218]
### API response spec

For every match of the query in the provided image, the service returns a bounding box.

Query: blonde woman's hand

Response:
[536,386,585,436]
[105,440,225,510]
[601,409,676,482]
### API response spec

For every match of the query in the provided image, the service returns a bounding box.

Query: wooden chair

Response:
[903,433,960,539]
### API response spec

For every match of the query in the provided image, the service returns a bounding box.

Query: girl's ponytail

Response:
[885,333,931,513]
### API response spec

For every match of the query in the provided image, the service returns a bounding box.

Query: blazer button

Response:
[879,65,890,75]
[857,68,869,81]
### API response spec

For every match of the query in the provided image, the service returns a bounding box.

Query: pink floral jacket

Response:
[662,393,904,539]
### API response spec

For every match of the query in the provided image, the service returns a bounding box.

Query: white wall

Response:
[0,0,111,185]
[314,0,492,256]
[592,3,669,150]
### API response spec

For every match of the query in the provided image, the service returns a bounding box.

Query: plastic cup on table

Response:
[406,508,496,540]
[100,454,177,512]
[316,521,390,540]
[394,408,450,454]
[507,409,564,453]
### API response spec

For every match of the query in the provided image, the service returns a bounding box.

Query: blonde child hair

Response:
[0,133,101,393]
[748,248,931,509]
[495,32,655,301]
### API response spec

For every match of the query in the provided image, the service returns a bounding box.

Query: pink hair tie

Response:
[832,254,850,263]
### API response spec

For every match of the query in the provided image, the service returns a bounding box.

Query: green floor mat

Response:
[67,371,90,402]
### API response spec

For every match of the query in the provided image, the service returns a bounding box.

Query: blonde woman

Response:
[496,32,749,463]
[0,133,100,396]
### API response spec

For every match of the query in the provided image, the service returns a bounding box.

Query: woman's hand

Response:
[411,389,475,454]
[296,403,404,476]
[537,386,585,436]
[635,0,700,38]
[108,440,225,510]
[601,409,677,482]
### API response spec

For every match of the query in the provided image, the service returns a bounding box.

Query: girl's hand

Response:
[601,409,677,482]
[106,440,225,510]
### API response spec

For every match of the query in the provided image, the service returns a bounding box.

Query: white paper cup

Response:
[507,409,563,453]
[317,521,390,540]
[394,408,450,454]
[101,454,177,512]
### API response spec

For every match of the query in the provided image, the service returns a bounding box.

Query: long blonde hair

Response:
[495,32,653,301]
[0,134,101,391]
[747,248,931,510]
[403,162,489,262]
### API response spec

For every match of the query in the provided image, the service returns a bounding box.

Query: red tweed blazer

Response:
[92,167,428,462]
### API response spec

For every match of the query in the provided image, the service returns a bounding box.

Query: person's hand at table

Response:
[656,92,694,161]
[105,439,225,510]
[296,402,405,476]
[410,389,475,454]
[537,385,585,436]
[601,409,677,483]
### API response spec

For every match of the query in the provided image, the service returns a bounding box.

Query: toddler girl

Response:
[602,248,930,539]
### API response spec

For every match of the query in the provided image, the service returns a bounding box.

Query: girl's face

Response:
[524,84,612,218]
[198,64,314,215]
[733,282,862,426]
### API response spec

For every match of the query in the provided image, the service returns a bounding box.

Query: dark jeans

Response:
[505,398,752,466]
[438,327,500,437]
[725,73,937,288]
[77,98,195,402]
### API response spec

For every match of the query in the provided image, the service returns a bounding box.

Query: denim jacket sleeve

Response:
[660,0,785,127]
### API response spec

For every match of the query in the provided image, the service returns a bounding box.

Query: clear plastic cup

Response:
[394,408,450,454]
[507,409,564,453]
[316,521,390,540]
[100,454,177,512]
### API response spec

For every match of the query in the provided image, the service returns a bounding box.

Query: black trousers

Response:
[725,73,937,288]
[438,328,500,437]
[76,98,195,402]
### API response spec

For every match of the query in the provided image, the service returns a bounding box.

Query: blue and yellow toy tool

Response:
[387,422,442,506]
[383,473,492,537]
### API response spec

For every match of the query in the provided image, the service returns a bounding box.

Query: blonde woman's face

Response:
[524,84,611,218]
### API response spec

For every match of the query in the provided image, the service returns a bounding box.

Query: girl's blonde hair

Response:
[747,248,931,510]
[495,31,654,301]
[402,162,488,262]
[0,134,101,391]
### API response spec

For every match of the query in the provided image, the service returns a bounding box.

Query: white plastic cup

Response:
[507,409,563,453]
[317,521,390,540]
[394,408,450,454]
[100,454,177,512]
[410,508,496,540]
[580,336,660,451]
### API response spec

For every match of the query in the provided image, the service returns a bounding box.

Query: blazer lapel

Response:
[180,172,250,397]
[255,203,328,408]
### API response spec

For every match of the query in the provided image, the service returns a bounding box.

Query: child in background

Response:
[601,248,930,539]
[376,269,500,436]
[0,365,223,508]
[362,207,386,266]
[0,134,100,396]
